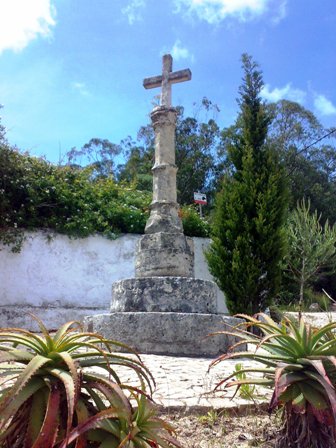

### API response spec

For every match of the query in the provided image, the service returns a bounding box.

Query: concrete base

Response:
[84,312,243,357]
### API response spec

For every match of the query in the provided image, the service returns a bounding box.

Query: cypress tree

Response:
[206,54,288,315]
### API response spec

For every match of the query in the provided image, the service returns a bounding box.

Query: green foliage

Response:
[0,145,151,251]
[233,363,256,400]
[179,205,210,238]
[0,144,210,252]
[277,288,331,312]
[117,99,220,206]
[66,138,122,178]
[206,54,288,315]
[0,316,181,448]
[175,99,220,205]
[210,314,336,447]
[284,199,336,305]
[267,100,336,224]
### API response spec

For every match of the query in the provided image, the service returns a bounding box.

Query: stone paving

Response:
[113,353,271,413]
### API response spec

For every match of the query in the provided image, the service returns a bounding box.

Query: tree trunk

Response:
[299,258,305,309]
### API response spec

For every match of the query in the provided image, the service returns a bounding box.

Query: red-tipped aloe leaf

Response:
[31,383,61,448]
[0,355,50,414]
[58,408,122,448]
[45,367,76,437]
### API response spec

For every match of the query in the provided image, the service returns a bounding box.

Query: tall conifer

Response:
[206,54,288,314]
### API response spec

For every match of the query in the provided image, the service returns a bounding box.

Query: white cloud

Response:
[72,82,90,97]
[0,0,56,54]
[121,0,146,25]
[174,0,285,24]
[314,94,336,116]
[171,39,194,62]
[261,83,306,104]
[271,0,287,24]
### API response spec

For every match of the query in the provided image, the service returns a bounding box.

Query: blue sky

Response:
[0,0,335,163]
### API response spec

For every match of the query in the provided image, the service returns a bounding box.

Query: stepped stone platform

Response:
[85,312,242,357]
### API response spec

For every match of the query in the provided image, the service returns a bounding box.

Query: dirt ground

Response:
[164,408,279,448]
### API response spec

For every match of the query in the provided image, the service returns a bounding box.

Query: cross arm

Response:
[143,69,192,90]
[169,68,192,84]
[143,75,162,89]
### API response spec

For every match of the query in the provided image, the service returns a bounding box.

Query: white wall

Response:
[0,232,227,330]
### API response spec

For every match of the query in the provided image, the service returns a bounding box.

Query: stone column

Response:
[144,106,183,235]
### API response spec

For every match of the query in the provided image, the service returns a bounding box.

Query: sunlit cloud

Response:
[174,0,286,24]
[261,83,306,104]
[171,39,194,62]
[121,0,146,25]
[0,0,56,54]
[272,0,287,24]
[314,94,336,116]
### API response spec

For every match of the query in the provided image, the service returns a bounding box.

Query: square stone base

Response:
[84,312,244,357]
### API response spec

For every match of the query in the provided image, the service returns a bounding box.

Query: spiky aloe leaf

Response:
[78,354,155,394]
[0,378,45,439]
[31,382,61,448]
[52,321,82,347]
[298,382,329,410]
[84,377,132,419]
[0,349,34,363]
[45,366,76,437]
[0,329,49,353]
[311,322,336,346]
[58,408,123,448]
[55,350,81,415]
[25,388,47,447]
[305,370,336,421]
[0,355,50,418]
[28,314,55,353]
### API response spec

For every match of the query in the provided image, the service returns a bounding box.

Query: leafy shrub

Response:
[179,205,210,238]
[0,315,181,447]
[0,146,210,252]
[210,314,336,448]
[0,146,151,251]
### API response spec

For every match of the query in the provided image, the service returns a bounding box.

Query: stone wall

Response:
[0,232,227,330]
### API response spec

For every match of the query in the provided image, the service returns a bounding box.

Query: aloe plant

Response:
[0,315,181,448]
[209,313,336,448]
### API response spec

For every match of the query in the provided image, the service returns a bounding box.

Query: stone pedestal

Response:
[111,277,217,314]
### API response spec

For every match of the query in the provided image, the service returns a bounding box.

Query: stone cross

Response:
[142,54,192,236]
[143,54,191,107]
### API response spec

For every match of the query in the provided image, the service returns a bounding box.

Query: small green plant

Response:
[233,363,256,400]
[0,315,181,447]
[210,313,336,448]
[197,409,220,427]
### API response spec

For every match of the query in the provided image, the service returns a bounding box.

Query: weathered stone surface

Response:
[284,312,336,328]
[143,54,191,108]
[111,277,217,313]
[136,233,194,277]
[84,312,243,357]
[145,106,182,234]
[0,305,106,331]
